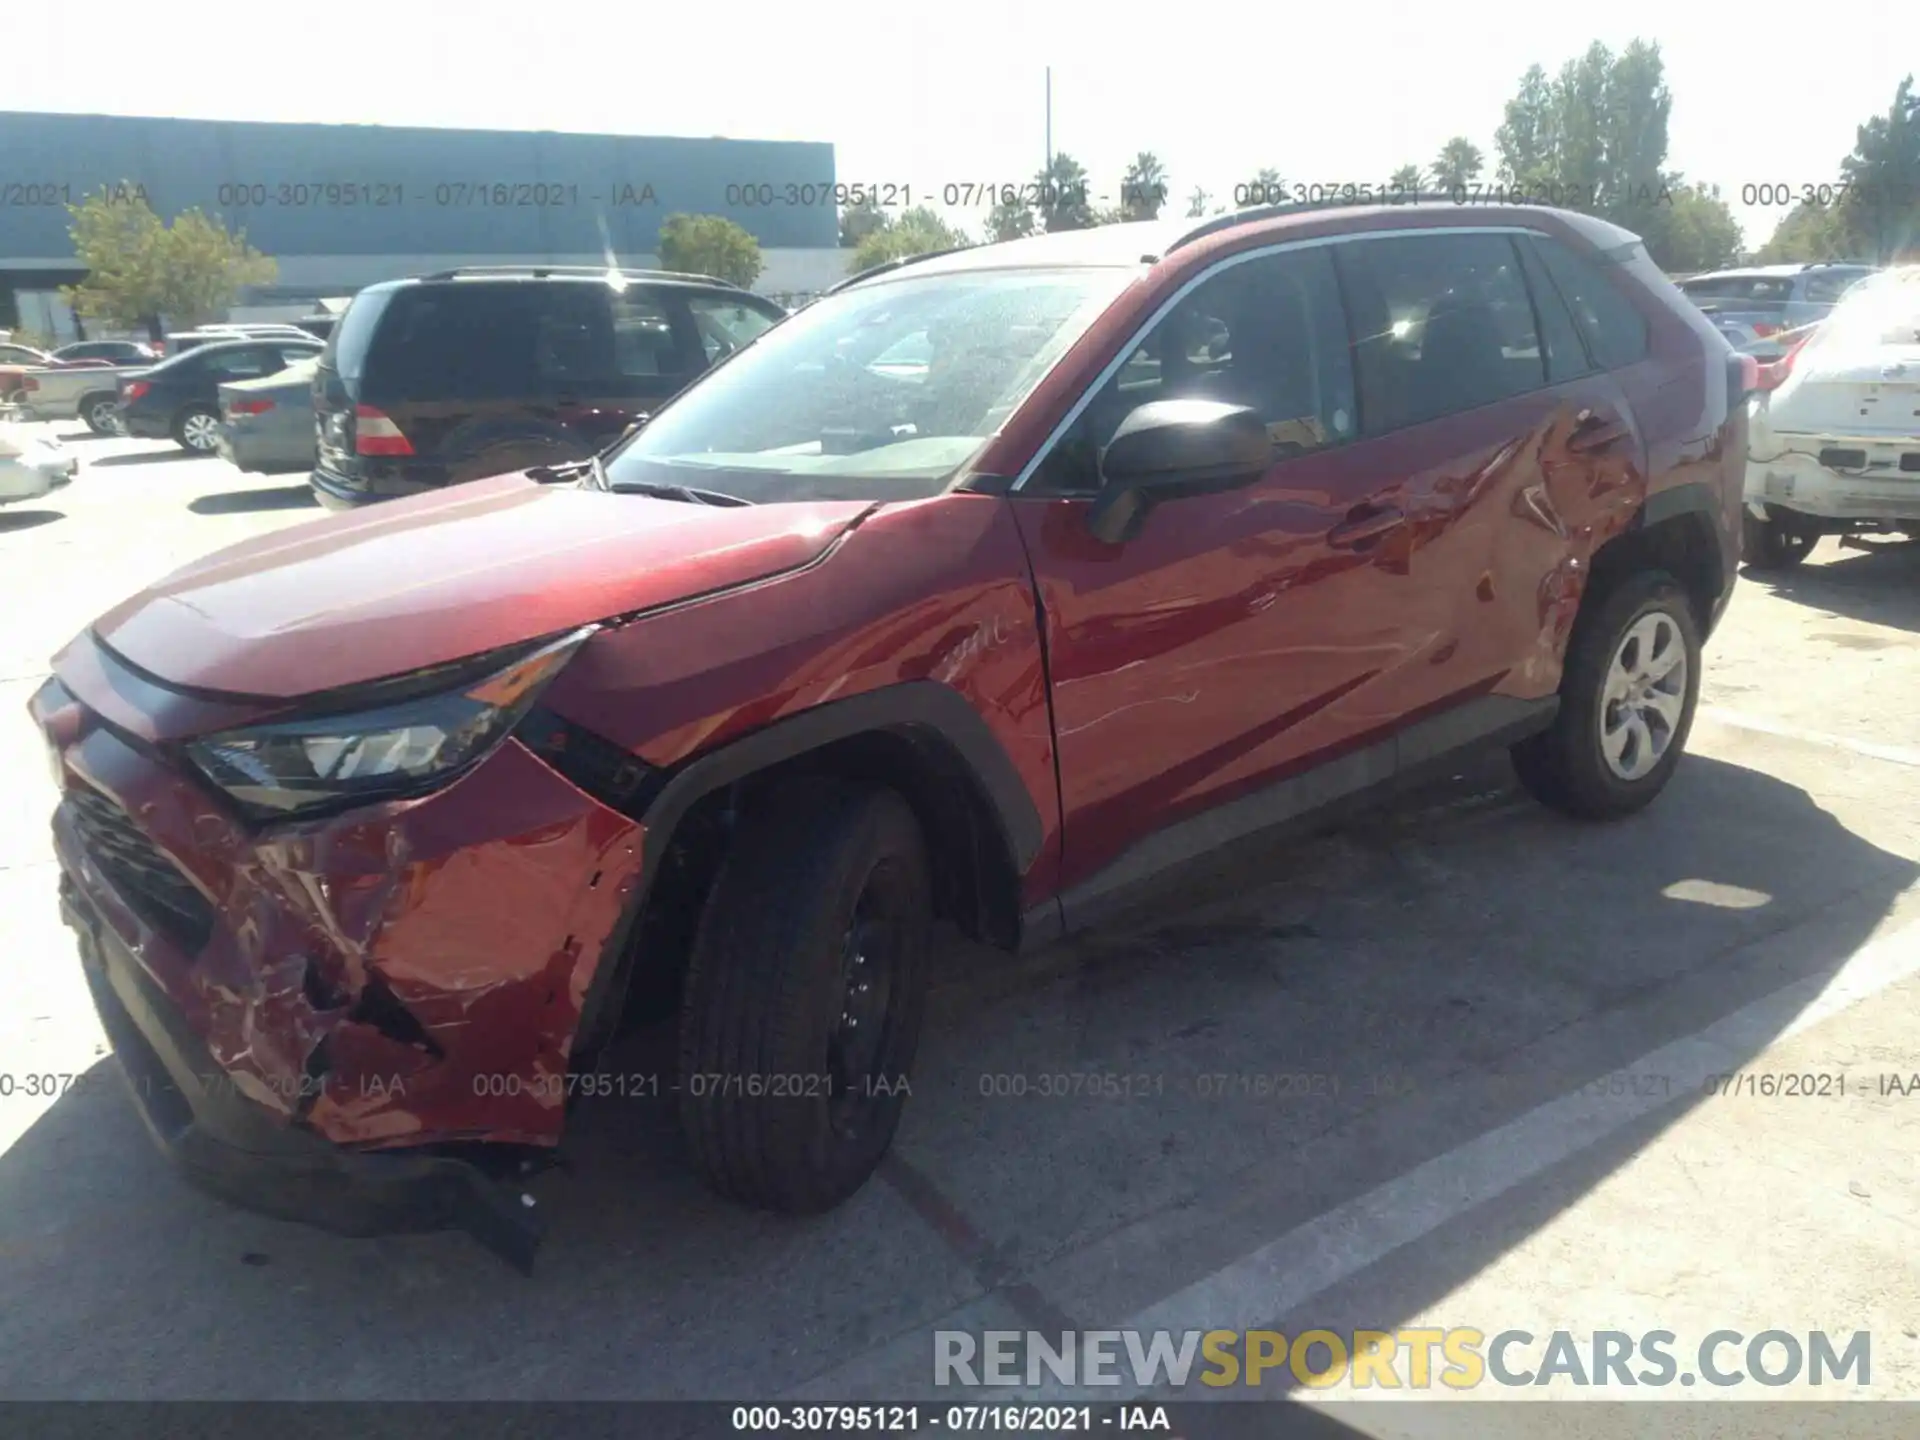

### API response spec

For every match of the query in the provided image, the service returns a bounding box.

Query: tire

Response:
[172,404,220,453]
[678,778,931,1213]
[1743,509,1815,570]
[1511,570,1702,821]
[80,393,119,434]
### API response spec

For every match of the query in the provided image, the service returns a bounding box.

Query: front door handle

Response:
[1329,503,1405,549]
[1568,409,1630,454]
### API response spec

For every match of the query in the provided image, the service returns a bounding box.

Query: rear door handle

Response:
[1568,409,1630,454]
[1328,503,1405,549]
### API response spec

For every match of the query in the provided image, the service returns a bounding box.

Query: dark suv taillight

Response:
[354,404,414,456]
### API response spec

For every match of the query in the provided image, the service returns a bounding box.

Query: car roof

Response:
[366,267,758,296]
[843,201,1646,290]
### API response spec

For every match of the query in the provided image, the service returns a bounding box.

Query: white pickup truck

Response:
[0,360,144,433]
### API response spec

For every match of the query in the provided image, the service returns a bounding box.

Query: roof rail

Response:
[827,246,975,295]
[1167,190,1541,254]
[416,264,744,290]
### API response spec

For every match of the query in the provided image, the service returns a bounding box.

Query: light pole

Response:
[1044,66,1052,181]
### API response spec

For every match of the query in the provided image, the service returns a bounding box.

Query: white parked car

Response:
[1743,266,1920,568]
[0,420,78,507]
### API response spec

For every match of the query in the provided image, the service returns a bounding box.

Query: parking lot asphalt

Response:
[2,429,1918,1425]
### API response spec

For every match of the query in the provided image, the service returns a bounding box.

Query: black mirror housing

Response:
[1086,399,1271,543]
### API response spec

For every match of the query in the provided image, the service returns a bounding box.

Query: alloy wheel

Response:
[181,412,219,451]
[1598,610,1688,782]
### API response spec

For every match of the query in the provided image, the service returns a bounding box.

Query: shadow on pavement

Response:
[0,509,63,533]
[88,449,198,468]
[188,485,318,515]
[1743,538,1920,633]
[0,749,1909,1402]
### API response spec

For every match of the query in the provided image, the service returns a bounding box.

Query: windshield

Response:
[600,266,1136,503]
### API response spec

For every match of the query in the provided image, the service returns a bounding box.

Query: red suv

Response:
[33,201,1748,1268]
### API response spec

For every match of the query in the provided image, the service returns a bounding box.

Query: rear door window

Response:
[530,282,620,392]
[685,293,781,365]
[610,287,697,380]
[1336,231,1547,434]
[1531,237,1651,372]
[199,346,278,381]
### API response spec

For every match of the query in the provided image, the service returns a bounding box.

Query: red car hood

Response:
[90,474,874,698]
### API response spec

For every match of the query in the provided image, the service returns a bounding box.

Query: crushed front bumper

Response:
[61,875,549,1271]
[31,643,653,1270]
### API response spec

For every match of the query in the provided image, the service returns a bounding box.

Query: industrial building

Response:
[0,111,843,340]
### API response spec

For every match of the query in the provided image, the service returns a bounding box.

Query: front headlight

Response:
[185,627,596,821]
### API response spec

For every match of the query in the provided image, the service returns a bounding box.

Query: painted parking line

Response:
[1069,912,1920,1397]
[1699,707,1920,770]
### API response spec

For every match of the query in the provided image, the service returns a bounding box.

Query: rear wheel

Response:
[80,393,119,434]
[1512,570,1701,821]
[173,405,220,453]
[1743,509,1816,570]
[678,778,931,1213]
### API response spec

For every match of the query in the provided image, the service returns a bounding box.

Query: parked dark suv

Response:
[34,201,1748,1269]
[309,265,787,510]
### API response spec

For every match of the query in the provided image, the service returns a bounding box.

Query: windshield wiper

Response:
[607,479,756,507]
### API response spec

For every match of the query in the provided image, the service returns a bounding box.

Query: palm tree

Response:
[1431,137,1487,194]
[1034,153,1094,232]
[1121,152,1169,220]
[1389,164,1426,196]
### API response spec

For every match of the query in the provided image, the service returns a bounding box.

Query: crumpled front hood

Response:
[90,473,873,698]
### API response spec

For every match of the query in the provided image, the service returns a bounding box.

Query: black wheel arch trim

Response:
[1640,478,1726,531]
[569,680,1046,1059]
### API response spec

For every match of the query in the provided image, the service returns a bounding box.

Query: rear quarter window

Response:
[323,286,398,385]
[1532,237,1650,371]
[358,283,552,401]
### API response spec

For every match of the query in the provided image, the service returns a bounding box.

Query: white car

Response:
[1743,265,1920,568]
[0,419,78,507]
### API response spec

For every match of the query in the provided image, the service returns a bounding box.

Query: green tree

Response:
[1655,183,1743,272]
[1495,64,1556,188]
[848,206,970,274]
[1431,137,1486,193]
[657,213,764,287]
[1184,186,1212,219]
[1755,201,1856,264]
[62,186,276,341]
[1237,167,1286,207]
[985,197,1036,243]
[1491,41,1704,266]
[1036,153,1095,231]
[1390,164,1426,195]
[1121,152,1169,220]
[1838,74,1920,262]
[839,194,889,249]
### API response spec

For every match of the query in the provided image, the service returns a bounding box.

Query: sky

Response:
[12,1,1920,254]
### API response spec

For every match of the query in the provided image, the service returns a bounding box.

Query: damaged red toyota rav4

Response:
[34,200,1748,1269]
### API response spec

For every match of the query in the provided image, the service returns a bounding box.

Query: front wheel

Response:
[173,405,220,453]
[1743,510,1816,570]
[678,778,931,1213]
[1512,570,1702,821]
